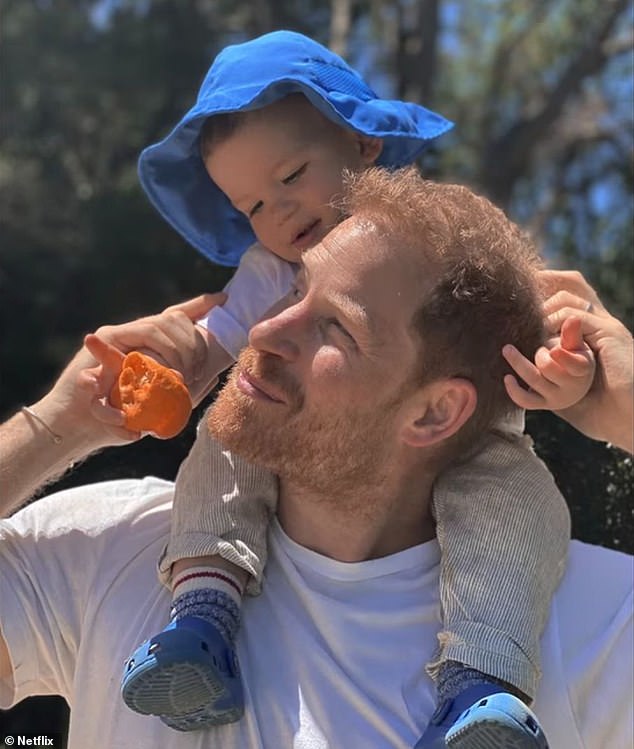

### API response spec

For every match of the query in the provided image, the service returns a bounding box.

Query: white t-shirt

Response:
[198,242,297,359]
[0,477,631,749]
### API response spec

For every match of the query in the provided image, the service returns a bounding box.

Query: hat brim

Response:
[139,51,453,266]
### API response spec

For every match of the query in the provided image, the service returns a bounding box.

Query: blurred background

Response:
[1,0,632,744]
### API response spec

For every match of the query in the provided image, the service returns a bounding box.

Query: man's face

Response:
[208,217,427,501]
[204,96,381,263]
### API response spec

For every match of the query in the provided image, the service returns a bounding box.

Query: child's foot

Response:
[446,692,548,748]
[414,685,549,748]
[121,615,244,730]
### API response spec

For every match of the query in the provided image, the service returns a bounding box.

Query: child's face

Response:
[204,96,382,262]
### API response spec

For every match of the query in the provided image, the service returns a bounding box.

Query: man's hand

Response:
[505,270,633,452]
[40,292,226,451]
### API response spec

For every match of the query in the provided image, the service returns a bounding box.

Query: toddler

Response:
[111,31,593,748]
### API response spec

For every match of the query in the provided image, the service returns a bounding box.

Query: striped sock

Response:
[437,660,529,705]
[170,566,244,645]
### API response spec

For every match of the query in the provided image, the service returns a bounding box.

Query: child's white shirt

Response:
[198,242,297,360]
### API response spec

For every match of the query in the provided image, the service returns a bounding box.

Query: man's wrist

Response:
[30,394,103,461]
[20,406,63,444]
[609,397,634,454]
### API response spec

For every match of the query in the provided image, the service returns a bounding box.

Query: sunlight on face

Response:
[208,217,424,504]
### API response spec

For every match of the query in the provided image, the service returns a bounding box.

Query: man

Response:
[1,169,632,749]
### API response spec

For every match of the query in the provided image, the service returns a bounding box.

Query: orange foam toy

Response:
[110,351,192,439]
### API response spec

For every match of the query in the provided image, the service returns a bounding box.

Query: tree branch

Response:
[395,0,440,104]
[482,1,551,134]
[330,0,353,57]
[481,0,631,203]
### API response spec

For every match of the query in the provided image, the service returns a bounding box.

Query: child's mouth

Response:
[293,220,321,249]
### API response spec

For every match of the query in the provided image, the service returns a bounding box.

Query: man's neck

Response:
[276,465,437,562]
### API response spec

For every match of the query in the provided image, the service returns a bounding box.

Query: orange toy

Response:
[110,351,192,439]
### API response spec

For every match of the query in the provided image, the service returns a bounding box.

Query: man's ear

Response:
[357,135,383,165]
[400,378,477,448]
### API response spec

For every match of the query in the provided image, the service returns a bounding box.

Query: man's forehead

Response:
[302,217,379,282]
[301,216,421,341]
[307,216,384,262]
[305,215,419,282]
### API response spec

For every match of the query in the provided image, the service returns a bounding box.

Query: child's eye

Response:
[283,163,307,185]
[248,200,263,218]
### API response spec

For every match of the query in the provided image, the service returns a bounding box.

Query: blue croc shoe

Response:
[415,685,549,749]
[446,692,549,749]
[121,615,244,731]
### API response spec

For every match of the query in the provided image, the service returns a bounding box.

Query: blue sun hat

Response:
[139,30,453,266]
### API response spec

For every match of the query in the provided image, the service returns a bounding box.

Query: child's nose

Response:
[271,195,297,225]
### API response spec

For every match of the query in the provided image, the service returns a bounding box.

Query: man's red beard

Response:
[207,346,397,500]
[207,346,302,470]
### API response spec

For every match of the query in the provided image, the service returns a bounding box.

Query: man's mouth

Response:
[292,219,321,250]
[237,370,287,404]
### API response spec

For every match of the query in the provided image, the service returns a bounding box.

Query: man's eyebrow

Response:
[328,291,374,336]
[300,256,377,339]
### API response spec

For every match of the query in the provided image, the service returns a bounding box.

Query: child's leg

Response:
[121,411,277,731]
[416,420,569,748]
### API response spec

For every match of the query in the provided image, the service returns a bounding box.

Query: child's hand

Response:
[502,316,596,411]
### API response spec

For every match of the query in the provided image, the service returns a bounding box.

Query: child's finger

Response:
[150,311,209,382]
[164,292,228,321]
[559,316,584,352]
[503,374,549,410]
[549,346,594,377]
[502,345,546,389]
[533,346,568,385]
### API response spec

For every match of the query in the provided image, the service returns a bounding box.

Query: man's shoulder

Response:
[3,476,174,541]
[554,539,632,657]
[563,539,632,592]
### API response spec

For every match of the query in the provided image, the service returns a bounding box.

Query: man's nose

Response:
[249,303,303,361]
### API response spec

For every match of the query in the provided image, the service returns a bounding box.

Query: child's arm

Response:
[502,315,596,411]
[197,242,297,360]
